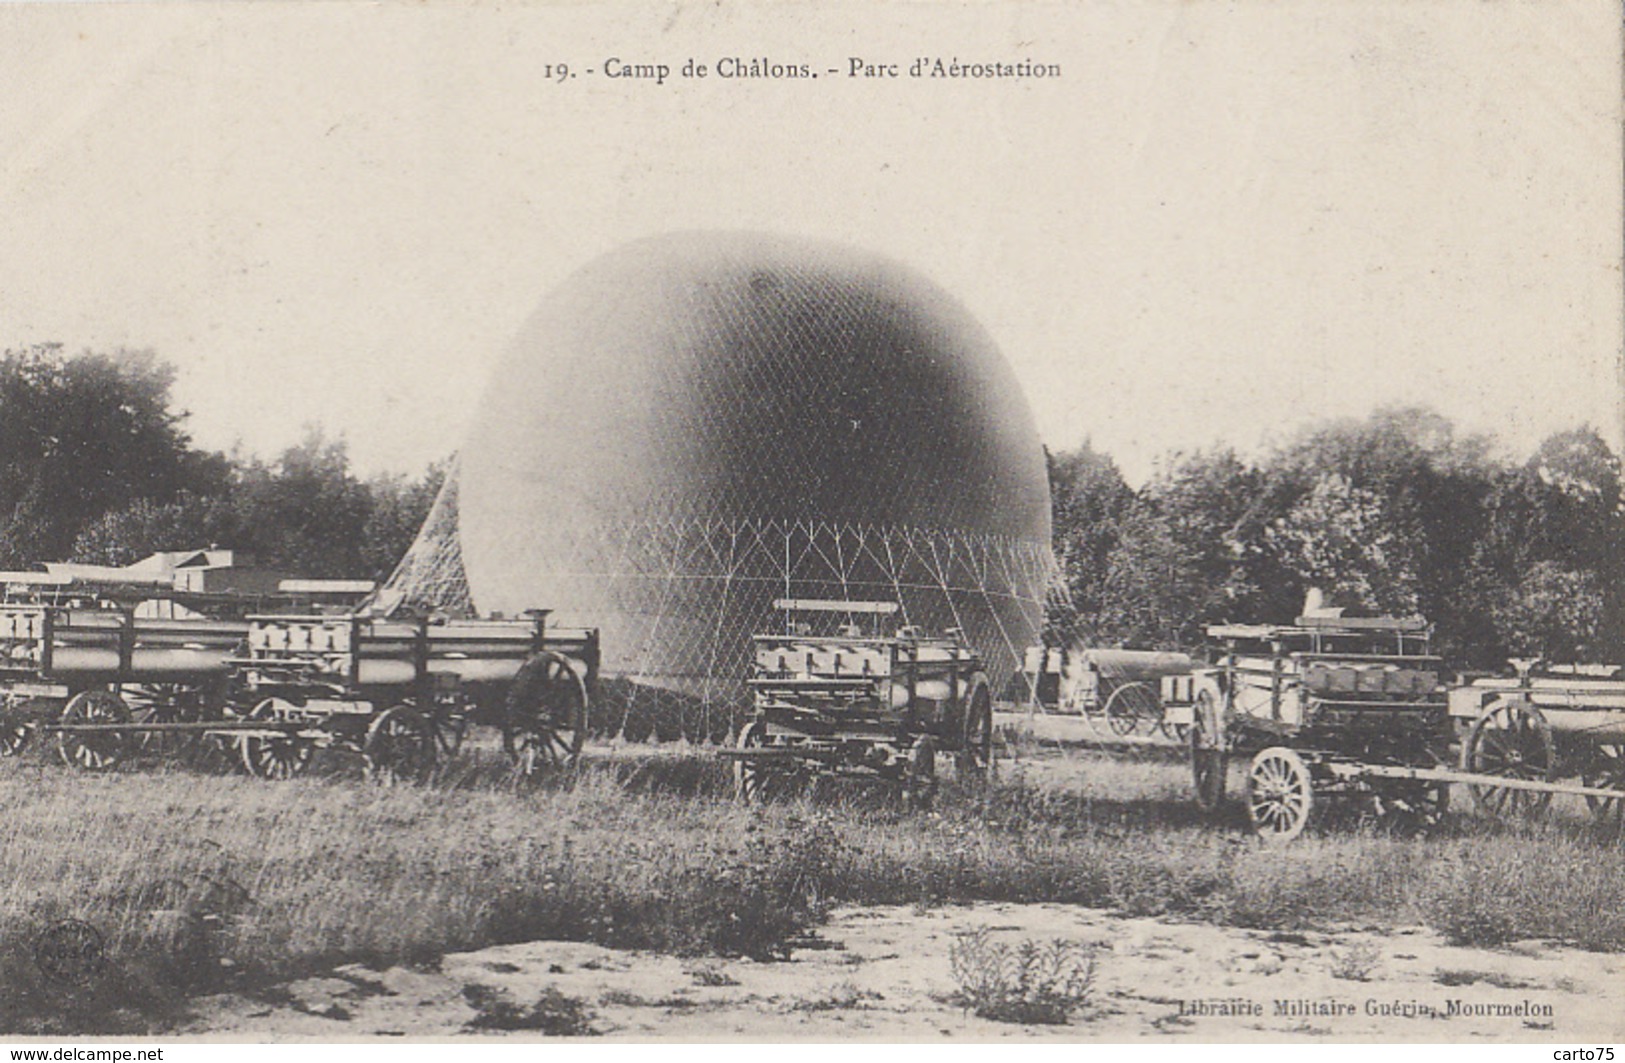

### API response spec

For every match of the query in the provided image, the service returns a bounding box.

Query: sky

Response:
[1,1,1620,485]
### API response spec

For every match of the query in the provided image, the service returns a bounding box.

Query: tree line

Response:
[1048,406,1625,668]
[0,345,441,583]
[4,345,1620,668]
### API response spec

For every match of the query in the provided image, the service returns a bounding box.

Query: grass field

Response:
[3,739,1624,1034]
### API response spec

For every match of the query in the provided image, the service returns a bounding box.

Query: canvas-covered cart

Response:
[720,599,994,807]
[1060,647,1197,738]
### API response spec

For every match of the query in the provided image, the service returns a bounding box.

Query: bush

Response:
[948,928,1097,1025]
[462,984,597,1035]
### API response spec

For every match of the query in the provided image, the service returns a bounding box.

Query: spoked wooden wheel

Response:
[1583,744,1625,823]
[0,701,32,757]
[1246,747,1317,842]
[1372,779,1450,835]
[903,735,938,811]
[733,720,783,802]
[434,703,470,758]
[954,674,994,784]
[1462,700,1555,818]
[363,704,437,784]
[239,698,315,780]
[57,690,131,771]
[1190,689,1228,811]
[1104,681,1158,737]
[121,683,206,759]
[504,652,588,776]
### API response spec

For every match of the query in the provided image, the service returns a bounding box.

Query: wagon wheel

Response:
[733,719,784,802]
[122,683,207,759]
[1190,689,1228,811]
[954,673,994,784]
[1462,699,1555,819]
[1372,778,1450,835]
[1104,681,1159,737]
[0,699,32,757]
[903,735,938,812]
[1582,744,1625,824]
[1246,746,1318,842]
[363,704,437,784]
[433,700,470,758]
[238,698,315,781]
[1160,717,1192,743]
[57,690,131,771]
[504,652,588,776]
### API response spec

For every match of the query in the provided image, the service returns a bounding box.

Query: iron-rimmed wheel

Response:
[121,683,208,759]
[733,719,777,802]
[1583,743,1625,823]
[954,673,994,784]
[1246,746,1317,842]
[239,698,315,780]
[57,690,131,771]
[364,704,437,784]
[903,735,937,811]
[0,700,32,757]
[1462,699,1555,819]
[1190,689,1228,811]
[434,700,470,758]
[504,652,588,776]
[1372,779,1450,835]
[1105,681,1158,737]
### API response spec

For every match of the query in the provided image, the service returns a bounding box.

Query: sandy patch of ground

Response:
[183,903,1624,1041]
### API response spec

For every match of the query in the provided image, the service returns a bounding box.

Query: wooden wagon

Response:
[220,609,599,780]
[0,574,599,781]
[0,574,299,769]
[1449,660,1625,822]
[1191,615,1454,840]
[720,599,994,807]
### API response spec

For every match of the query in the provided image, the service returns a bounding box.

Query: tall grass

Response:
[1,746,1623,1032]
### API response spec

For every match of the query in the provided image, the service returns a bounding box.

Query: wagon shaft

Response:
[43,720,310,735]
[1324,760,1625,802]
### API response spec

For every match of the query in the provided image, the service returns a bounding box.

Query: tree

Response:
[1141,447,1289,628]
[0,344,217,566]
[1265,472,1422,616]
[1045,442,1133,642]
[359,460,447,583]
[1492,561,1607,663]
[70,492,241,567]
[1262,405,1498,656]
[1095,502,1205,648]
[228,429,374,578]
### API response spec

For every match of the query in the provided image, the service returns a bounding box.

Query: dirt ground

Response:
[183,902,1625,1042]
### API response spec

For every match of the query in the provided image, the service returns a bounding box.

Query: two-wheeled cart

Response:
[720,599,994,808]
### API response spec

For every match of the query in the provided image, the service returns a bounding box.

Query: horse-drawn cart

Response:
[1191,614,1625,840]
[1191,615,1455,840]
[1449,661,1625,822]
[0,574,598,781]
[721,599,994,807]
[223,610,598,780]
